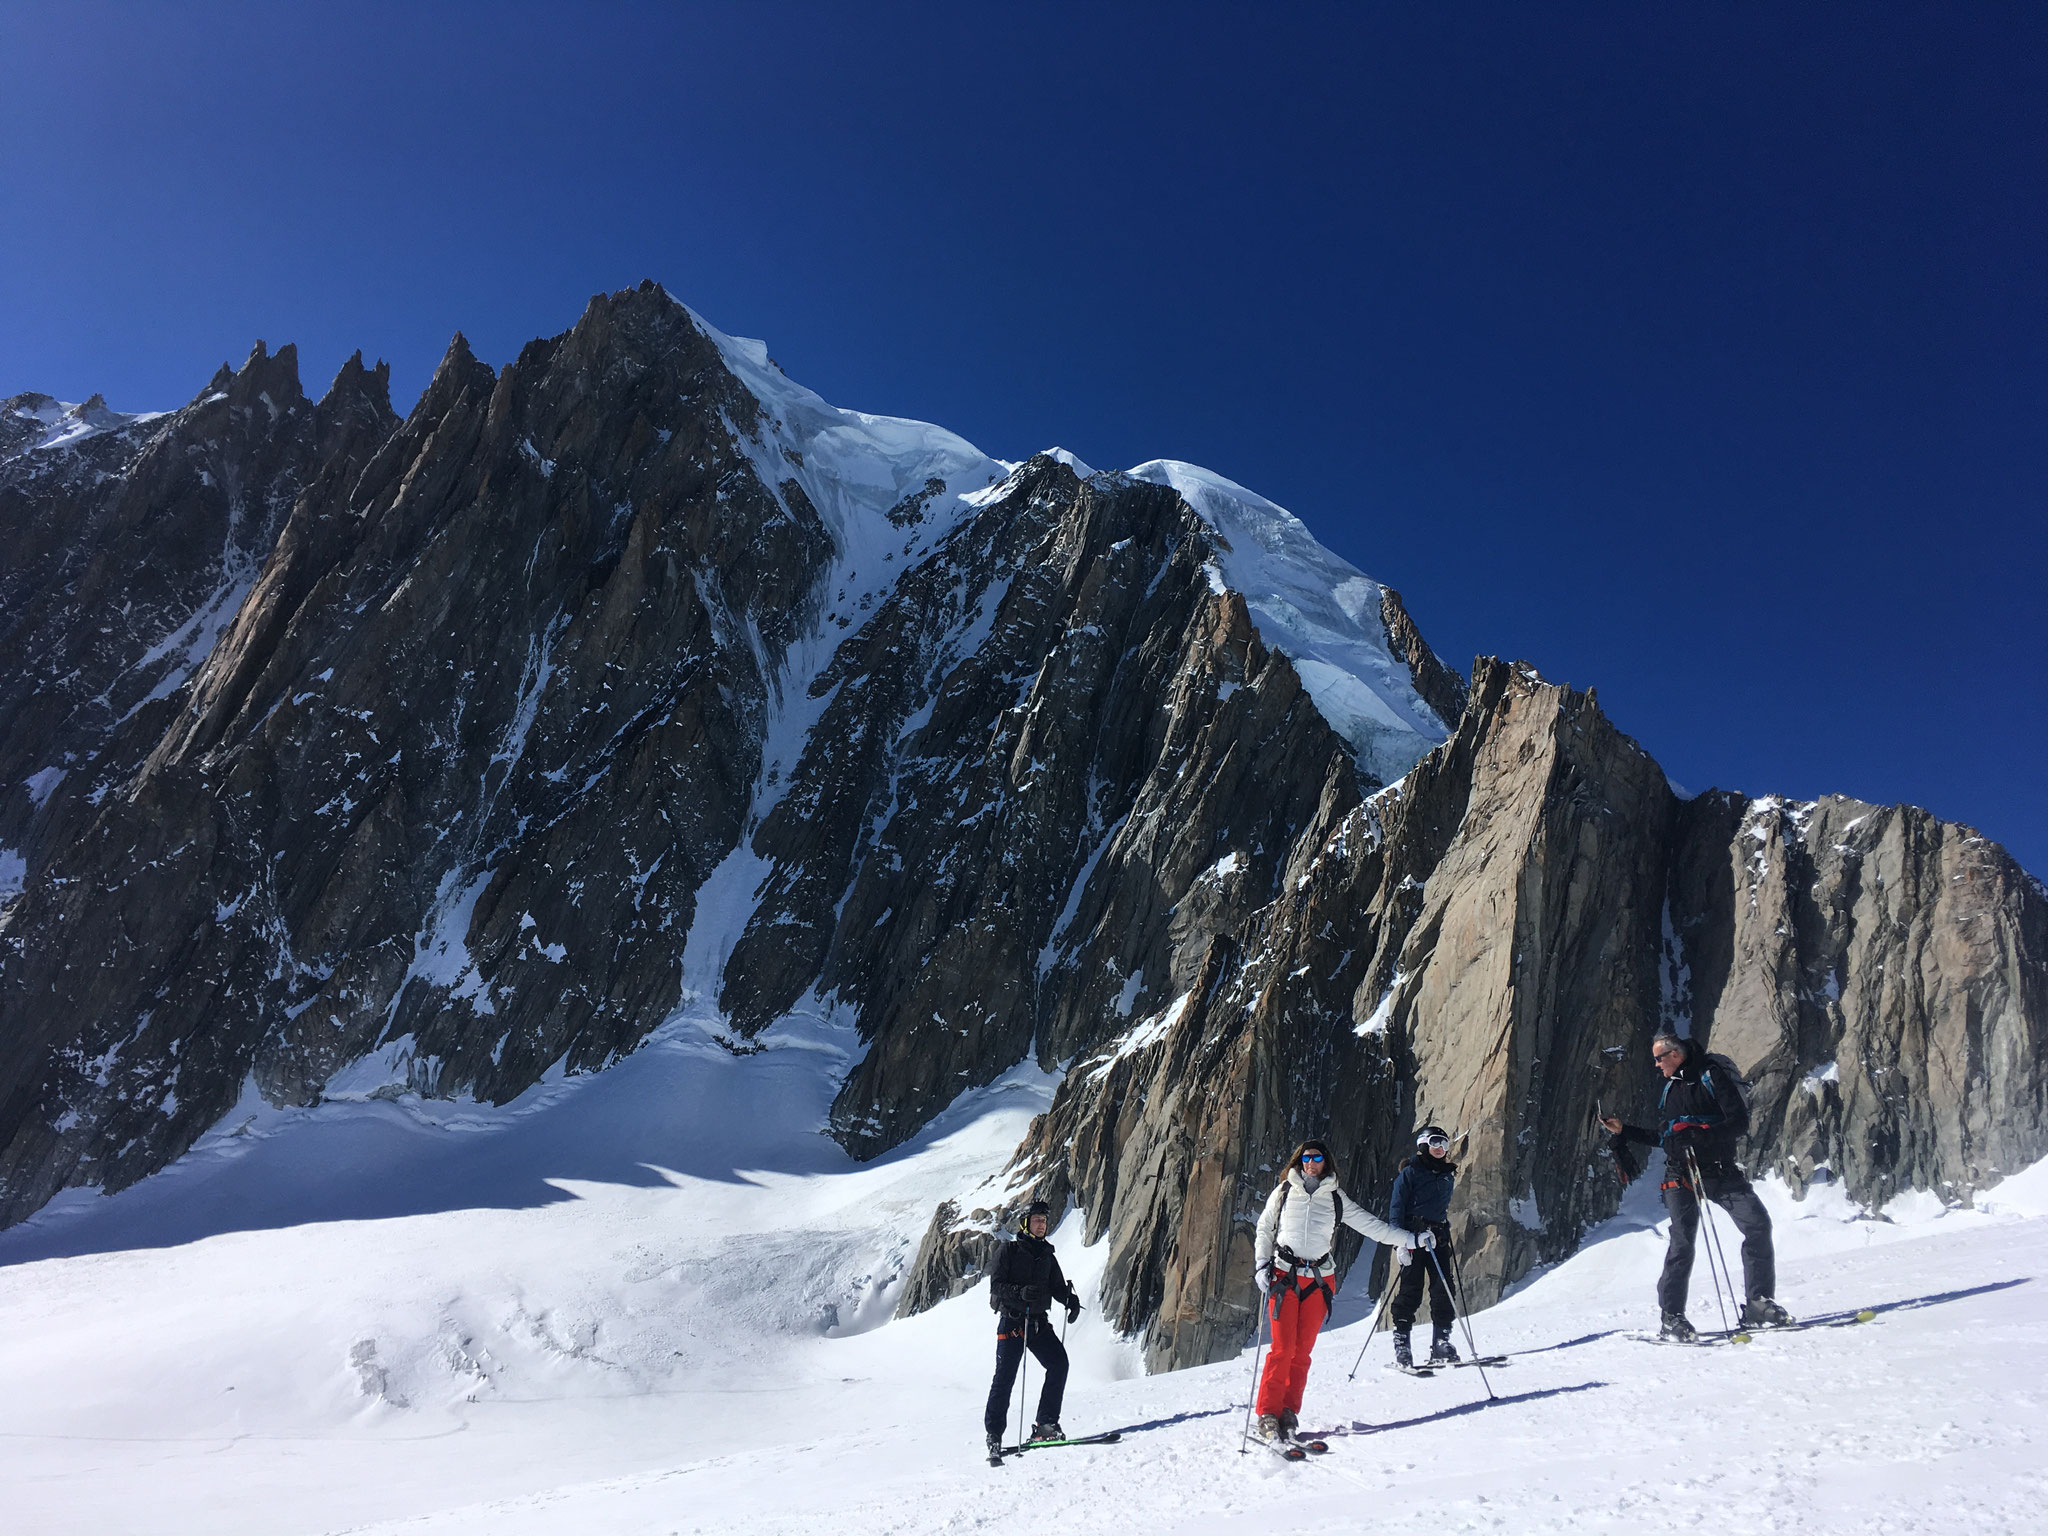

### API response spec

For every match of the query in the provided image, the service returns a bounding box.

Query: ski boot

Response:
[1277,1410,1298,1438]
[1028,1420,1065,1444]
[1741,1297,1795,1328]
[1428,1325,1462,1365]
[986,1432,1005,1459]
[1255,1413,1283,1441]
[1392,1329,1415,1369]
[1659,1310,1698,1342]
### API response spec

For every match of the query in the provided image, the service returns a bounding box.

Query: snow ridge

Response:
[1125,459,1450,782]
[678,303,1453,790]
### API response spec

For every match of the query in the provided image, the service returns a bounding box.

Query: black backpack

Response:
[1698,1052,1755,1114]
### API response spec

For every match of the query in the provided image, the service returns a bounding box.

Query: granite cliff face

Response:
[1,350,397,879]
[971,660,2046,1367]
[2,287,2041,1373]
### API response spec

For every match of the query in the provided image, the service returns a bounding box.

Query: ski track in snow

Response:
[0,1009,2042,1536]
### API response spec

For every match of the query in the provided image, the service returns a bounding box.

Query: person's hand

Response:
[1413,1228,1436,1251]
[1253,1266,1271,1295]
[1065,1296,1082,1325]
[1599,1115,1623,1134]
[1396,1244,1412,1268]
[1021,1284,1048,1310]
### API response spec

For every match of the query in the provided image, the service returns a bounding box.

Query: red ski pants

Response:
[1255,1273,1330,1418]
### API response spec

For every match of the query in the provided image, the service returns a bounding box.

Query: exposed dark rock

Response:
[953,658,2047,1368]
[1379,586,1467,726]
[894,1199,1005,1317]
[1669,789,2048,1206]
[1,288,2039,1389]
[0,287,831,1222]
[0,348,396,876]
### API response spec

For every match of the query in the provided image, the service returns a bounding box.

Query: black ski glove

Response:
[1065,1294,1083,1326]
[1608,1131,1642,1187]
[1665,1127,1704,1168]
[1020,1284,1049,1311]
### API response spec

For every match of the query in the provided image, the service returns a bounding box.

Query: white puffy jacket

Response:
[1254,1167,1412,1277]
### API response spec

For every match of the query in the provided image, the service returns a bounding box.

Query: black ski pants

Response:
[1388,1224,1455,1332]
[1659,1167,1775,1315]
[983,1312,1067,1438]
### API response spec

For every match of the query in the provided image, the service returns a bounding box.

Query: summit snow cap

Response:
[1124,459,1453,783]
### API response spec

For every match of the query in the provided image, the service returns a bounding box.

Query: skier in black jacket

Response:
[1386,1124,1460,1366]
[982,1199,1081,1457]
[1601,1034,1793,1339]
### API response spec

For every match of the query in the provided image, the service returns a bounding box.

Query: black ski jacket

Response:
[1618,1044,1750,1173]
[988,1227,1077,1323]
[1388,1156,1456,1232]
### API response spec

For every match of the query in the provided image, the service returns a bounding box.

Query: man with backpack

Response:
[1600,1033,1794,1340]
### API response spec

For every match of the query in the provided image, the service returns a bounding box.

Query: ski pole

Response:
[1688,1148,1744,1330]
[1426,1245,1495,1402]
[1687,1148,1740,1328]
[1347,1252,1401,1379]
[1443,1239,1494,1370]
[1016,1317,1030,1447]
[1689,1148,1742,1312]
[1684,1149,1736,1333]
[1238,1287,1270,1453]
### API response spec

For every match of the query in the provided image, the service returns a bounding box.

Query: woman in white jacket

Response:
[1251,1137,1428,1441]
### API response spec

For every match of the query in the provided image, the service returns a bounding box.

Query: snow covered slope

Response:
[0,391,164,455]
[1127,459,1449,781]
[691,305,1452,783]
[0,995,2041,1535]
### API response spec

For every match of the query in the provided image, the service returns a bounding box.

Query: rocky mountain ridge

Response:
[3,284,2041,1373]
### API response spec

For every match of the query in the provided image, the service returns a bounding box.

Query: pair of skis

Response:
[987,1430,1121,1465]
[1631,1308,1876,1347]
[1251,1430,1330,1462]
[1388,1353,1510,1377]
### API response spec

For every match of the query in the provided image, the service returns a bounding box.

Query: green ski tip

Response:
[1855,1309,1876,1322]
[1731,1331,1753,1344]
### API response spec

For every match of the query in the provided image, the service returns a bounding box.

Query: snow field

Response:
[0,1007,2041,1535]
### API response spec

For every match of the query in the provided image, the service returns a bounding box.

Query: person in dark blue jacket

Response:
[1600,1033,1793,1339]
[1386,1124,1460,1366]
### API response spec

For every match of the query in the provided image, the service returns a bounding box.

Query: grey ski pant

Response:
[1659,1168,1775,1315]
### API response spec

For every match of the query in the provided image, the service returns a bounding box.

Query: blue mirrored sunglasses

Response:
[1300,1152,1325,1163]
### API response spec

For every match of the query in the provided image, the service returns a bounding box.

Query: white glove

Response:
[1253,1266,1271,1294]
[1396,1245,1413,1268]
[1414,1229,1437,1252]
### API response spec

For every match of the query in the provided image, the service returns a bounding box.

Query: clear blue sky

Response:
[4,3,2043,873]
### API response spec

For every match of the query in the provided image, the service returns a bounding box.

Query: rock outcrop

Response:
[2,287,2040,1381]
[0,351,397,875]
[0,287,835,1221]
[969,660,2047,1368]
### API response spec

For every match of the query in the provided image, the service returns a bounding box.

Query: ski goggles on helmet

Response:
[1418,1130,1450,1151]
